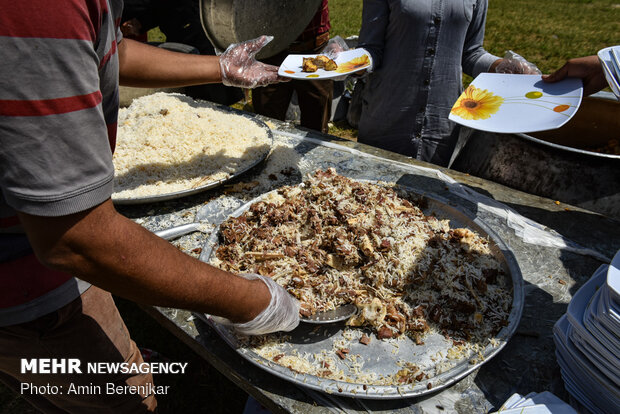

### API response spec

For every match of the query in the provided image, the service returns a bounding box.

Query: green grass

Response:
[483,0,619,74]
[329,0,364,38]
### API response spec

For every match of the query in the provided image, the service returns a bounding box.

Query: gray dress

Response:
[357,0,499,166]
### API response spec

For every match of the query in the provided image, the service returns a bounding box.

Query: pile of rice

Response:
[112,93,271,199]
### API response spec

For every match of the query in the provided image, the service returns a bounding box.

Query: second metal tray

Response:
[198,182,524,399]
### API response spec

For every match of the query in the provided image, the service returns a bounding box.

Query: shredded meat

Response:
[212,169,511,344]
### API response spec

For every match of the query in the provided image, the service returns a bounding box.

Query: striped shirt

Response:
[0,0,123,325]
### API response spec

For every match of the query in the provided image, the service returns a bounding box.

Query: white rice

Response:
[112,93,270,199]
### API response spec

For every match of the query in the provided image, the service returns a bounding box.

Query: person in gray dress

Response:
[355,0,539,166]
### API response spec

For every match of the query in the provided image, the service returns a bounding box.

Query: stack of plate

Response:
[598,46,620,99]
[491,391,577,413]
[553,250,620,413]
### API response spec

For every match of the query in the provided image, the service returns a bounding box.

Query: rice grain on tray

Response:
[112,92,270,199]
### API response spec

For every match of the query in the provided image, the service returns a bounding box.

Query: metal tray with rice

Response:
[112,93,272,204]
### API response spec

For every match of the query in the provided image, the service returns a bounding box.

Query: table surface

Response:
[117,107,620,414]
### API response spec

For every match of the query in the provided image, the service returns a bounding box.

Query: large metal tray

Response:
[197,182,524,399]
[112,107,273,205]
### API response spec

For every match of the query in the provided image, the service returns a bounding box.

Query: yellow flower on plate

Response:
[336,55,370,73]
[451,85,504,120]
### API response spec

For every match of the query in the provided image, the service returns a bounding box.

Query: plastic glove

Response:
[219,35,289,89]
[321,35,349,59]
[212,273,300,336]
[321,36,374,79]
[495,50,541,75]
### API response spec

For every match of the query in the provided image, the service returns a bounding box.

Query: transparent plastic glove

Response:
[219,35,289,88]
[212,273,300,336]
[321,36,374,79]
[321,35,349,59]
[495,50,542,75]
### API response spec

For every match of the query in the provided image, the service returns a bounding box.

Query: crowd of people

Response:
[0,0,614,412]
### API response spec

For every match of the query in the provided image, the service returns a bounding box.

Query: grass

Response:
[2,1,616,413]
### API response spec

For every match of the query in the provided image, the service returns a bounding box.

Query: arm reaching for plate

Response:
[118,35,289,89]
[542,55,608,96]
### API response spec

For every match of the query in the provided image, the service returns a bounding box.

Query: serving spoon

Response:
[300,304,358,324]
[156,198,358,324]
[154,196,241,240]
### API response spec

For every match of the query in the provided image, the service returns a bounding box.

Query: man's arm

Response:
[542,55,608,96]
[117,36,287,89]
[18,199,269,323]
[118,38,222,88]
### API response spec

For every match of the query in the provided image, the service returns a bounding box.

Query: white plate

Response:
[569,326,620,385]
[554,316,620,413]
[597,46,620,98]
[607,248,620,304]
[496,391,578,413]
[554,318,603,414]
[565,265,605,335]
[599,286,620,331]
[498,393,526,410]
[278,48,371,79]
[585,289,620,353]
[493,405,554,414]
[517,392,578,414]
[449,73,583,133]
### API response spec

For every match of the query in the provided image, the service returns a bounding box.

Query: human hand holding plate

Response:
[449,73,582,134]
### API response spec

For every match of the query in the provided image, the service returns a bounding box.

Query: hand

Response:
[542,55,608,96]
[493,50,541,75]
[120,18,143,38]
[214,273,300,336]
[219,35,290,89]
[321,35,349,59]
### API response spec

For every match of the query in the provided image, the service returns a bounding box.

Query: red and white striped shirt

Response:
[0,0,123,324]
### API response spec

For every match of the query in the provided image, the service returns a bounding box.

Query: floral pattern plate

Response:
[449,73,583,134]
[278,48,371,80]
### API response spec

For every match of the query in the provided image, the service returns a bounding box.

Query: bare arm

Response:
[117,36,287,89]
[542,55,607,96]
[118,38,222,88]
[18,199,269,323]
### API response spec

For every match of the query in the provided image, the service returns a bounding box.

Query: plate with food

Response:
[198,169,524,399]
[112,93,272,204]
[449,73,583,134]
[278,48,371,79]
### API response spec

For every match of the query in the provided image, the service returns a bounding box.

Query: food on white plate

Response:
[302,55,338,73]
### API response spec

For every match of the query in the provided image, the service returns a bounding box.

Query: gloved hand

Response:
[219,35,289,88]
[494,50,542,75]
[320,36,373,79]
[321,35,349,59]
[212,273,300,336]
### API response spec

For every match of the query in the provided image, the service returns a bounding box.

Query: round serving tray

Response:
[197,181,524,399]
[112,107,273,205]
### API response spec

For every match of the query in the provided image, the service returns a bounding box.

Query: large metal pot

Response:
[450,93,620,221]
[199,0,322,59]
